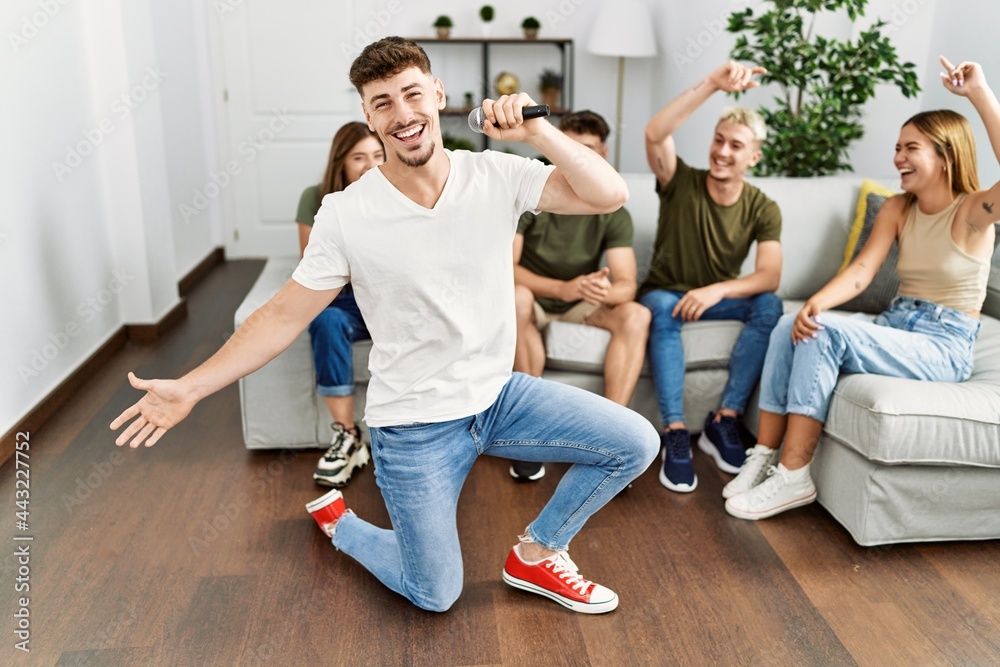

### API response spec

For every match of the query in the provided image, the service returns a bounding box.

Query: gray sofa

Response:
[236,172,1000,546]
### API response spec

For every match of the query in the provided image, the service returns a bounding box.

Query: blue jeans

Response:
[759,296,980,423]
[639,290,783,425]
[332,372,659,612]
[308,291,370,397]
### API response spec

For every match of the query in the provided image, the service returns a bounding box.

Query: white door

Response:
[210,0,367,258]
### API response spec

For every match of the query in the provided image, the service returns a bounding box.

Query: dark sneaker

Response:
[659,429,697,493]
[502,547,618,614]
[314,423,370,488]
[698,412,748,474]
[509,460,546,481]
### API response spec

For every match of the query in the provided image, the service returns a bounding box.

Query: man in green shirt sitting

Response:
[511,110,650,481]
[641,61,784,494]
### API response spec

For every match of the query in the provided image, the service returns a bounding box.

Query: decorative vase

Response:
[436,27,451,39]
[523,28,538,39]
[541,88,560,109]
[480,22,492,37]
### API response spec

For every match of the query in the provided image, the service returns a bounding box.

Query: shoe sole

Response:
[724,490,818,520]
[697,432,743,475]
[508,464,545,481]
[658,447,697,493]
[314,445,371,488]
[501,569,618,614]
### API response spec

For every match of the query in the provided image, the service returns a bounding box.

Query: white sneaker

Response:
[722,444,780,499]
[313,423,369,488]
[725,463,817,520]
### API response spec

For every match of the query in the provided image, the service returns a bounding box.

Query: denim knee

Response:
[769,313,796,344]
[310,307,351,339]
[639,290,683,332]
[751,292,784,327]
[634,419,660,470]
[411,572,463,612]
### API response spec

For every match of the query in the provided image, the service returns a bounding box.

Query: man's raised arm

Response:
[646,61,765,188]
[481,94,627,215]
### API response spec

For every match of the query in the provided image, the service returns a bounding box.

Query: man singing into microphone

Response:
[110,37,658,614]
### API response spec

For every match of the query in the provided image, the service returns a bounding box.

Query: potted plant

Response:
[521,16,540,39]
[539,69,562,109]
[433,15,453,39]
[479,5,495,37]
[726,0,920,176]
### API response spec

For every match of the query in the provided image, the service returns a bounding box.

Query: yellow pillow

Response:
[840,179,897,272]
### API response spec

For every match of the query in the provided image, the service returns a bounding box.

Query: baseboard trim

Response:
[0,328,129,467]
[126,298,189,343]
[179,246,226,297]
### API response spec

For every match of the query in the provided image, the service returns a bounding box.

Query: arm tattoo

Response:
[854,281,862,291]
[985,201,995,214]
[658,157,664,171]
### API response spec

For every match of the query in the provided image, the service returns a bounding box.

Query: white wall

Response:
[150,0,223,276]
[2,0,121,432]
[1,0,219,435]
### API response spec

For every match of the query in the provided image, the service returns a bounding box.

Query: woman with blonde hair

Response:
[296,121,384,487]
[725,56,1000,519]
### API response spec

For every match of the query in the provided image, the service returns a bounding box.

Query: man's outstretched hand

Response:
[109,372,197,448]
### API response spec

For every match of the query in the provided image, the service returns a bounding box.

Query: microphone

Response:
[468,105,550,134]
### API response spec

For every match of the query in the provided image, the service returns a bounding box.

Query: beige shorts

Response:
[533,300,602,329]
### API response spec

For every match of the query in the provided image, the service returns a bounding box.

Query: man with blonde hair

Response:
[642,61,784,494]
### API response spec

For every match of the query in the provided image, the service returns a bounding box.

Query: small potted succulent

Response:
[539,69,562,108]
[521,16,540,39]
[479,5,495,37]
[433,15,453,39]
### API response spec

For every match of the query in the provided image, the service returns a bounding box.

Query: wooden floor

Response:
[3,259,999,667]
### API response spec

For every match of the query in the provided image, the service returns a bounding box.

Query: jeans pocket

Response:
[379,422,429,432]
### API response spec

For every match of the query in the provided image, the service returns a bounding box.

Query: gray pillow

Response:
[839,193,899,314]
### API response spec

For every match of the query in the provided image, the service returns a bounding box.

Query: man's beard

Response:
[396,141,435,168]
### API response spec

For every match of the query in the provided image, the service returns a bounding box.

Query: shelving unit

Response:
[410,37,574,150]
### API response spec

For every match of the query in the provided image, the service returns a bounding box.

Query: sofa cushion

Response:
[839,179,897,269]
[824,314,1000,468]
[543,319,743,374]
[985,244,1000,320]
[838,191,900,314]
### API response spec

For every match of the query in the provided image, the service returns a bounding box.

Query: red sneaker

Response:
[502,546,619,614]
[306,488,347,537]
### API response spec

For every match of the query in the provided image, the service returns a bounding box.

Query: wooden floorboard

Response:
[2,258,998,666]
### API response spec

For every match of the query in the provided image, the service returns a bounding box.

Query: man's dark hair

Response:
[349,37,432,97]
[559,110,610,144]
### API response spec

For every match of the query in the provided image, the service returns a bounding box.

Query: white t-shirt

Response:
[292,149,554,427]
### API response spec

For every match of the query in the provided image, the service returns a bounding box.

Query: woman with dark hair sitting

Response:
[296,122,384,487]
[725,56,1000,520]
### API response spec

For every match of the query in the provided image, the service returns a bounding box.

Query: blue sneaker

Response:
[698,412,747,474]
[659,429,697,493]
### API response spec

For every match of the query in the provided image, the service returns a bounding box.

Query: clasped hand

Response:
[562,267,611,305]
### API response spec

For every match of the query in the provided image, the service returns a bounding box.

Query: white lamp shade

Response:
[587,0,658,58]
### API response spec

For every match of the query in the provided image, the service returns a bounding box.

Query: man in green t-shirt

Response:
[641,61,784,494]
[511,110,650,481]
